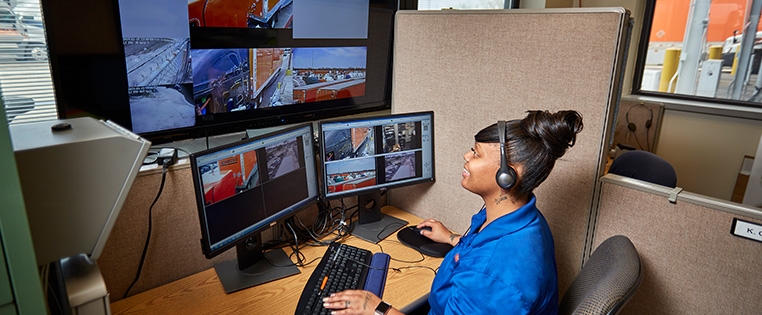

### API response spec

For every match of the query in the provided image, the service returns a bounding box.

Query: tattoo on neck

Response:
[494,194,509,205]
[449,233,460,242]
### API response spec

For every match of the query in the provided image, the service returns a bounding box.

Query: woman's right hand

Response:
[417,219,460,246]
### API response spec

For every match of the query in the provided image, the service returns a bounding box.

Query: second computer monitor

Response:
[318,111,435,242]
[190,123,319,293]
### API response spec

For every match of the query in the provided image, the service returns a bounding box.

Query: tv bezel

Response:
[43,0,397,145]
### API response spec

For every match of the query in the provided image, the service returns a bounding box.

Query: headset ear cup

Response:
[628,122,637,132]
[496,167,516,190]
[496,120,516,190]
[645,119,652,129]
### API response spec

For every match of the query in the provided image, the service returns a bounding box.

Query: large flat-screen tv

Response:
[41,0,396,144]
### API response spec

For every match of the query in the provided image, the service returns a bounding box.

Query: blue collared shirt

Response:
[428,195,559,315]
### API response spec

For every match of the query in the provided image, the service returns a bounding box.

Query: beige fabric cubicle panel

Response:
[97,166,234,302]
[388,8,630,295]
[594,174,762,314]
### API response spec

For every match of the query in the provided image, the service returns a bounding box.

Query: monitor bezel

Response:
[317,111,436,201]
[189,122,318,259]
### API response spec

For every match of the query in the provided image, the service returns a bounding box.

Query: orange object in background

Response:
[202,170,236,204]
[339,177,376,191]
[316,79,366,101]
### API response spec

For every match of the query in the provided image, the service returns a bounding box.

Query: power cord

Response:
[124,149,176,298]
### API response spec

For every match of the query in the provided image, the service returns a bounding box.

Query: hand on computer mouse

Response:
[417,219,460,246]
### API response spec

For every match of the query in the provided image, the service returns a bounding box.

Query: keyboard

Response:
[294,242,390,315]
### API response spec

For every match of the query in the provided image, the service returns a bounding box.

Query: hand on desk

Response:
[323,290,403,315]
[417,219,461,247]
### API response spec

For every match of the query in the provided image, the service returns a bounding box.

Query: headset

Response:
[625,103,653,133]
[625,103,654,151]
[495,120,517,190]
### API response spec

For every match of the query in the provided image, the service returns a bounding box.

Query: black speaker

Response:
[495,120,517,190]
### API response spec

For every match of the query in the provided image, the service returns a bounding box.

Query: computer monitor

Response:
[318,111,435,243]
[189,123,318,293]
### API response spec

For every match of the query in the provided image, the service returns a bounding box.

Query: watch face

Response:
[375,301,391,315]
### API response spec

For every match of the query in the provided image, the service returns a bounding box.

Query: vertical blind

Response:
[0,0,56,125]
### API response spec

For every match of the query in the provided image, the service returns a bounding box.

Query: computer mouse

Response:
[412,226,432,234]
[396,226,453,258]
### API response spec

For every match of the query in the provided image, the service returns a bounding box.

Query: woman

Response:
[324,110,584,315]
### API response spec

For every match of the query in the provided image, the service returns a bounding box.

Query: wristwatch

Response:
[375,301,391,315]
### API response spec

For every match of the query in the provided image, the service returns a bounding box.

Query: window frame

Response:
[630,0,762,111]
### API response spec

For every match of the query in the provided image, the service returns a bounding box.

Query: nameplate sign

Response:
[731,218,762,243]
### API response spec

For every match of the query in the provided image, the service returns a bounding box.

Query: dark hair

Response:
[475,110,583,196]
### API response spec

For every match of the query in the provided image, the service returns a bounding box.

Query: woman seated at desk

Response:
[323,110,584,315]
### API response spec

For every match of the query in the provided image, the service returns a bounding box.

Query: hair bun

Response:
[521,110,583,158]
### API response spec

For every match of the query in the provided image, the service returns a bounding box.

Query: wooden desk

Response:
[111,206,442,314]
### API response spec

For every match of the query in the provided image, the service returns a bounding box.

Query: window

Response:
[633,0,762,107]
[0,0,56,125]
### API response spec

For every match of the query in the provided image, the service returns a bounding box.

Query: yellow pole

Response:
[708,45,722,60]
[659,48,680,92]
[731,48,739,75]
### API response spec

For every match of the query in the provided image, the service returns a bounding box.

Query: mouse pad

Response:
[396,226,453,258]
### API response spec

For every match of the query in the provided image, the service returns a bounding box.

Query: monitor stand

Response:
[350,191,408,243]
[214,235,299,294]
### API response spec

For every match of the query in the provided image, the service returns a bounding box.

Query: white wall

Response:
[655,110,762,200]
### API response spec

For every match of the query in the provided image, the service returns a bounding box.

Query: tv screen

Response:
[43,0,396,144]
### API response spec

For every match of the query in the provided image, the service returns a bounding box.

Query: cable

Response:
[630,131,645,152]
[123,162,170,299]
[171,147,192,159]
[336,247,437,275]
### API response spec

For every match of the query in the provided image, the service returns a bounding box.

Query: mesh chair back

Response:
[559,235,642,315]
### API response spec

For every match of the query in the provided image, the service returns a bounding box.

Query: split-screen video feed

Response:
[187,0,369,39]
[323,120,425,195]
[117,0,372,134]
[191,46,367,116]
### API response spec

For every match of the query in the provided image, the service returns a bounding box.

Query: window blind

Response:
[0,0,56,125]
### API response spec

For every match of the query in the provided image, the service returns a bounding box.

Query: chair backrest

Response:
[608,150,677,188]
[558,235,643,315]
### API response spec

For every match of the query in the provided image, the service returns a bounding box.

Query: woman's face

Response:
[461,142,502,196]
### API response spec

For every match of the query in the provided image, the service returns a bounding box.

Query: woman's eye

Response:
[471,148,479,157]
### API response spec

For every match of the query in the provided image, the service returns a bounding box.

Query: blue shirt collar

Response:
[466,194,539,240]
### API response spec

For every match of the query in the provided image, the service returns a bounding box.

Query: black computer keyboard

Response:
[295,242,388,315]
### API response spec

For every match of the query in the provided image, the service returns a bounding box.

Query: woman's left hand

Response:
[323,290,381,315]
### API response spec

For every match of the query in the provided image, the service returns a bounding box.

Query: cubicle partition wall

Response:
[595,174,762,314]
[97,167,235,301]
[388,8,631,295]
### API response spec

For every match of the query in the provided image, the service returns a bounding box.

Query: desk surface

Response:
[110,206,442,314]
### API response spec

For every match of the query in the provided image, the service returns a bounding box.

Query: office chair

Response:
[608,150,677,188]
[558,235,643,315]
